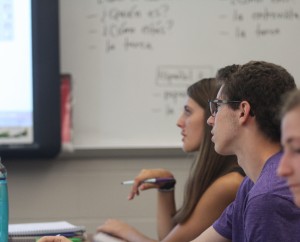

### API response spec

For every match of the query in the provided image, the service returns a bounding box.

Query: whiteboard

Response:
[59,0,300,149]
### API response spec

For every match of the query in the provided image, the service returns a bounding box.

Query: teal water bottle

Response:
[0,158,8,241]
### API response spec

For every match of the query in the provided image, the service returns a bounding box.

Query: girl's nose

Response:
[177,114,184,128]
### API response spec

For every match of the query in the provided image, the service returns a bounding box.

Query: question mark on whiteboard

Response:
[161,4,169,17]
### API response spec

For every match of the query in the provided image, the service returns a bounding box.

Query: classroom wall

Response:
[9,0,300,239]
[60,0,300,150]
[6,155,193,238]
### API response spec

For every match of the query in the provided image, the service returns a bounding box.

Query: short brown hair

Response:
[221,61,296,142]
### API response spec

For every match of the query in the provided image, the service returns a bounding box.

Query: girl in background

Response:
[97,74,245,242]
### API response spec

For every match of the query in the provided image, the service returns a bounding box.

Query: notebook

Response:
[9,221,85,237]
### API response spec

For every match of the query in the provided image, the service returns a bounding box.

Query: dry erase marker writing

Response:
[121,178,175,185]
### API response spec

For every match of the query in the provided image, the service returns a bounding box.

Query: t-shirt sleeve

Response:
[212,201,234,240]
[245,194,300,242]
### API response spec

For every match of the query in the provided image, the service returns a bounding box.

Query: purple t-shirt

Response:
[213,151,300,242]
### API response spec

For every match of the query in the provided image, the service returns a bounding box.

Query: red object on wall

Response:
[60,74,72,144]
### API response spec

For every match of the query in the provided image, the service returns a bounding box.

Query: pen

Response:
[121,177,175,185]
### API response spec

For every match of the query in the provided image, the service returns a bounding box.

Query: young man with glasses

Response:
[191,61,300,242]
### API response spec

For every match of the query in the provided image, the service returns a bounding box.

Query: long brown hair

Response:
[173,78,238,224]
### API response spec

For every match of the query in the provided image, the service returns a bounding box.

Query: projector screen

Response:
[0,0,60,158]
[0,0,33,144]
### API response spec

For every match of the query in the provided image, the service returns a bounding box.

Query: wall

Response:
[6,155,193,237]
[60,0,300,150]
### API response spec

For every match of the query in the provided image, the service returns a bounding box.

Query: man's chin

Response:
[214,145,230,156]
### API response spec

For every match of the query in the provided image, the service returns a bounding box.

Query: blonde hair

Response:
[281,89,300,118]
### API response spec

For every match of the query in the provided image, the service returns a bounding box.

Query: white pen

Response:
[121,177,175,185]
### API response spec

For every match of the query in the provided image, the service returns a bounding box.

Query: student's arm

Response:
[98,171,243,242]
[98,168,176,242]
[98,172,244,242]
[127,169,175,200]
[97,219,155,242]
[156,171,243,242]
[156,189,176,239]
[127,168,177,238]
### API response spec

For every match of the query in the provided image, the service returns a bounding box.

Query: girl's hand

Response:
[127,168,174,200]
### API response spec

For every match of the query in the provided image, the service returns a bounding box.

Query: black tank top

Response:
[229,166,246,177]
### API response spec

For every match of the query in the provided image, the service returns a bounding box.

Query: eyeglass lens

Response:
[209,101,217,116]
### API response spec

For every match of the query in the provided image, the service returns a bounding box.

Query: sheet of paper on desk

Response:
[93,232,125,242]
[9,221,85,236]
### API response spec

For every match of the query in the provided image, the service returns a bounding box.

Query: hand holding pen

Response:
[121,169,176,200]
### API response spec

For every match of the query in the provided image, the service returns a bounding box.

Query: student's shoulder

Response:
[192,171,245,218]
[205,171,245,199]
[215,170,245,188]
[246,192,300,221]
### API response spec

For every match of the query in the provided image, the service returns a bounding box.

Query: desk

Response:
[86,234,93,242]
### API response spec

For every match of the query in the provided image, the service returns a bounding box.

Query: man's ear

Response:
[239,101,252,121]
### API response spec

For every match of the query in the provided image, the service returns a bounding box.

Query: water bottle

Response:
[0,158,8,241]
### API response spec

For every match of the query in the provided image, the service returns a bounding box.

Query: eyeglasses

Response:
[208,99,241,117]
